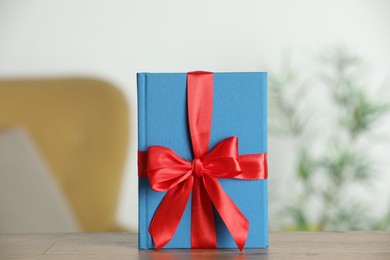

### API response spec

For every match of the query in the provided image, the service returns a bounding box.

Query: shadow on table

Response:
[139,248,269,260]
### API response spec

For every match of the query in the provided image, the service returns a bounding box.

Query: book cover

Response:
[138,72,268,249]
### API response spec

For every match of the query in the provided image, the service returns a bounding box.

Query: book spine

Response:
[137,73,148,249]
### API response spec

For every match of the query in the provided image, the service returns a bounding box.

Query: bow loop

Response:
[202,137,241,178]
[147,146,192,192]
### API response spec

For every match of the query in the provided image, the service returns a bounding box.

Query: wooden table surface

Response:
[0,232,389,259]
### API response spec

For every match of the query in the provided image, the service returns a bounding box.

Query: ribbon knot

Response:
[138,72,268,251]
[192,159,203,177]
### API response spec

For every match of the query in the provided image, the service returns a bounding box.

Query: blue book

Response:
[138,72,268,249]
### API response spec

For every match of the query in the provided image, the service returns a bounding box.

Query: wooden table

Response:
[1,232,389,259]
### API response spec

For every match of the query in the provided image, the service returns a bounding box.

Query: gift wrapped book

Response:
[137,71,268,250]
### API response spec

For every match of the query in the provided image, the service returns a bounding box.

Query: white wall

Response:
[1,0,389,231]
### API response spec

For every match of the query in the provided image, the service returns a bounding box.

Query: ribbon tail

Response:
[148,177,194,250]
[203,175,249,251]
[191,177,217,248]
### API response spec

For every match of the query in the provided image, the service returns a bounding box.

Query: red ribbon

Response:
[138,71,268,250]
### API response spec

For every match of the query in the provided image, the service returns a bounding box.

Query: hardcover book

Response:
[138,72,268,249]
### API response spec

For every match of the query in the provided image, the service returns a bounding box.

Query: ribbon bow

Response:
[138,72,268,250]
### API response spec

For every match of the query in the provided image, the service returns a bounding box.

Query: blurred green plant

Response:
[270,47,390,231]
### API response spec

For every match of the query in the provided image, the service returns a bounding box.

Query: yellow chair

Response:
[0,78,129,232]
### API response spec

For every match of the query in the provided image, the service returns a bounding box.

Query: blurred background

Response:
[0,0,389,233]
